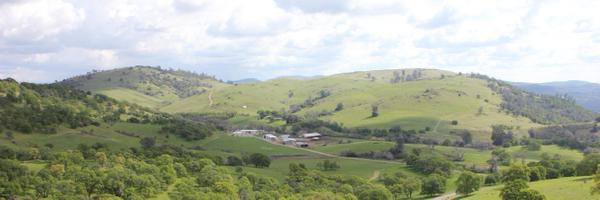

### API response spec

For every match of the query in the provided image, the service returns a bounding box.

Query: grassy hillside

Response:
[162,69,543,135]
[62,67,596,142]
[462,176,597,200]
[61,66,228,108]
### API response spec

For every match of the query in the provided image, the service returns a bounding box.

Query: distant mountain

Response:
[229,78,261,84]
[511,81,600,113]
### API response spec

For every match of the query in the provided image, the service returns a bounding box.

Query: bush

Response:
[248,153,271,168]
[526,141,541,151]
[225,156,243,166]
[485,174,499,185]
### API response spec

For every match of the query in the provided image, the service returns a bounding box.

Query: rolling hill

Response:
[60,66,228,108]
[62,67,597,139]
[512,80,600,113]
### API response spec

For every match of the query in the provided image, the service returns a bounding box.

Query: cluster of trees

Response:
[390,69,424,83]
[528,123,600,150]
[160,120,216,141]
[499,165,546,200]
[0,79,152,134]
[0,79,221,143]
[380,170,483,198]
[491,125,516,147]
[316,160,340,171]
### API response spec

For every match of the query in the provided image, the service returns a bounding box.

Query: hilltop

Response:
[60,66,228,108]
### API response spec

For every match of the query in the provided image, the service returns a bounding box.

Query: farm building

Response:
[232,129,261,136]
[263,134,277,141]
[302,133,322,140]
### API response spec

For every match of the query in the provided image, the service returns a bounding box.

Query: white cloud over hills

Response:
[0,0,599,83]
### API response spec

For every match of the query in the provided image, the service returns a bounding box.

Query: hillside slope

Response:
[62,67,596,135]
[61,66,228,108]
[512,81,600,113]
[0,78,217,150]
[162,69,595,135]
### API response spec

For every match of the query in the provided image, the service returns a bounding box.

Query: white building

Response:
[263,134,277,141]
[232,130,260,136]
[302,133,322,140]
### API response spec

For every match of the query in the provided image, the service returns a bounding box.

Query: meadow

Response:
[311,139,584,166]
[461,176,598,200]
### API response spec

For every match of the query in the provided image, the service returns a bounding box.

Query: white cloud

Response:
[0,66,47,82]
[0,0,84,42]
[0,0,599,83]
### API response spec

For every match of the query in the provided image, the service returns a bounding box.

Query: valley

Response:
[1,66,600,200]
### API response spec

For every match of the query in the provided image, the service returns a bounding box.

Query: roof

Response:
[303,133,322,138]
[264,134,277,138]
[283,138,296,141]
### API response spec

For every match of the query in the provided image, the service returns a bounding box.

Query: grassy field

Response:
[461,176,598,200]
[96,87,165,108]
[196,134,420,181]
[310,138,584,166]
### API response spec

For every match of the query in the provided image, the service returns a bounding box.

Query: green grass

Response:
[22,160,47,173]
[461,176,598,200]
[197,134,420,181]
[97,87,165,108]
[505,145,584,162]
[312,140,395,155]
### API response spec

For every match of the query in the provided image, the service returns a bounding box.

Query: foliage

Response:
[316,160,340,171]
[407,155,453,176]
[528,123,598,150]
[483,77,596,124]
[491,125,515,146]
[421,174,447,196]
[139,137,156,149]
[456,171,482,195]
[247,153,271,168]
[160,120,215,140]
[389,177,421,199]
[499,165,546,200]
[577,153,600,176]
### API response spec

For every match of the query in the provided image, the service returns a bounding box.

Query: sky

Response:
[0,0,599,83]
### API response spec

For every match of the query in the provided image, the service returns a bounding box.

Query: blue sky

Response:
[1,0,599,83]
